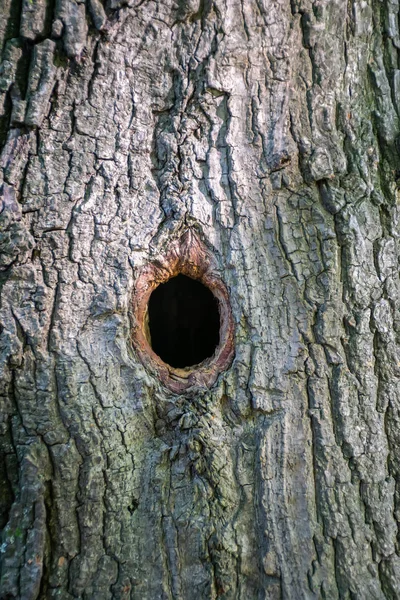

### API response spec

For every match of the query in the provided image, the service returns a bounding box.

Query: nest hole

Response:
[147,274,220,369]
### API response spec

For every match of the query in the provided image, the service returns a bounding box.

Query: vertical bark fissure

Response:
[2,0,400,598]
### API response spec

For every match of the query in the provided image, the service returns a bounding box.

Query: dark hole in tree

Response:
[148,274,220,369]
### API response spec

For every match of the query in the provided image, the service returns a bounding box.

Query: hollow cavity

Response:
[147,274,220,368]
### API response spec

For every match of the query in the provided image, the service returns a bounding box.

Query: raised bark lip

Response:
[131,230,235,393]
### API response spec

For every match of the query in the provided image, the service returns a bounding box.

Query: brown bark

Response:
[1,0,400,598]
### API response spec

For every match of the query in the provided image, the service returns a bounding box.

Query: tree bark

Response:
[1,0,400,598]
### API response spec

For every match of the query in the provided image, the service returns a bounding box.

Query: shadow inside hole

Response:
[147,274,220,369]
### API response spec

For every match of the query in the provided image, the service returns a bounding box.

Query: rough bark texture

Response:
[1,0,400,598]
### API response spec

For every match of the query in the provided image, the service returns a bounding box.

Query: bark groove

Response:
[1,0,400,598]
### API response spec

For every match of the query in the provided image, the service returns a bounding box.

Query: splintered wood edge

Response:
[131,230,235,394]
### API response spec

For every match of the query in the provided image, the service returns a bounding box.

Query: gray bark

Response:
[1,0,400,598]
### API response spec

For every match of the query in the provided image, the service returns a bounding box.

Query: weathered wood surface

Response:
[1,1,400,598]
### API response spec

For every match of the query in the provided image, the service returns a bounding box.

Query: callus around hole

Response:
[131,230,235,393]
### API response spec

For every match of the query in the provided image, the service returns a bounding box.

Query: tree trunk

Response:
[1,0,400,598]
